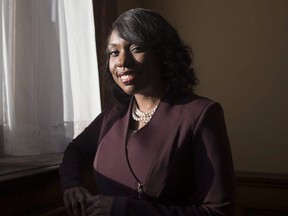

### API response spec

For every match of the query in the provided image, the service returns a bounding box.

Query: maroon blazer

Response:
[59,91,236,216]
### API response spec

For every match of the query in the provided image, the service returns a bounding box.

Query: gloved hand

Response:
[63,186,92,216]
[86,195,114,216]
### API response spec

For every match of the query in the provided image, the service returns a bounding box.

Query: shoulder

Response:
[173,92,226,126]
[102,98,129,119]
[182,94,222,125]
[165,91,219,116]
[85,99,123,131]
[98,98,130,131]
[184,94,217,111]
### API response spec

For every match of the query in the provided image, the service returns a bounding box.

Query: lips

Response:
[117,72,135,84]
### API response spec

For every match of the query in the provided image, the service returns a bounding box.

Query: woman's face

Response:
[108,30,163,96]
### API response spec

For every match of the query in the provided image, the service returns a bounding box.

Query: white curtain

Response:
[0,0,101,156]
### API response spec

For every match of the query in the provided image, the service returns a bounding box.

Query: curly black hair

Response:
[103,8,198,110]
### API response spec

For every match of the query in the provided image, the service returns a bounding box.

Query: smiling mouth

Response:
[118,73,136,84]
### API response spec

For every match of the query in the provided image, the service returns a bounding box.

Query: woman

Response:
[59,8,236,216]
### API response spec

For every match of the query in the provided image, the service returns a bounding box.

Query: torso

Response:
[93,92,214,201]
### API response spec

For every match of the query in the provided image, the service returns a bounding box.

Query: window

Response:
[0,0,103,157]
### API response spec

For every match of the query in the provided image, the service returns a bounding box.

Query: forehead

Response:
[108,30,129,47]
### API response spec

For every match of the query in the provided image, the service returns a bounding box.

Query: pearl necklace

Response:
[132,101,158,124]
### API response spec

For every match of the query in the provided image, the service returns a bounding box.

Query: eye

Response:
[109,49,119,57]
[130,45,145,53]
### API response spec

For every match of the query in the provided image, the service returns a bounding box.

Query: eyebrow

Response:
[107,43,118,48]
[108,42,118,46]
[107,42,134,49]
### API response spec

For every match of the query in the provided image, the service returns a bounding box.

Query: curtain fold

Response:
[1,0,101,156]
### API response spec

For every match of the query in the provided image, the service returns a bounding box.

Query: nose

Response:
[116,51,133,68]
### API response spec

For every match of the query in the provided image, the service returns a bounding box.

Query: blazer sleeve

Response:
[59,112,105,191]
[110,102,236,216]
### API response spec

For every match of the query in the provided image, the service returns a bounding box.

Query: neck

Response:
[134,84,167,112]
[133,95,159,112]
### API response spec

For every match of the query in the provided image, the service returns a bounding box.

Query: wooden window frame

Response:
[93,0,117,109]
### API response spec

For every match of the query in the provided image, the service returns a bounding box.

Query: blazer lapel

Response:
[126,93,184,198]
[94,103,136,191]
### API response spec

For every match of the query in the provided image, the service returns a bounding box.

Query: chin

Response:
[121,86,136,95]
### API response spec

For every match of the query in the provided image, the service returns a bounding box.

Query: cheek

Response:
[109,61,118,84]
[109,60,115,75]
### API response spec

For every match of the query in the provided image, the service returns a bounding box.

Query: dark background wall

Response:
[118,0,288,174]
